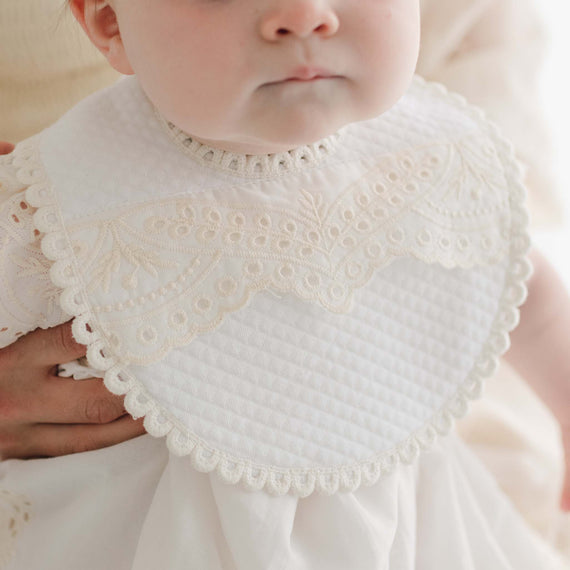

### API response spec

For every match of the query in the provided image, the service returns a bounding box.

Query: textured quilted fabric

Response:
[133,258,505,469]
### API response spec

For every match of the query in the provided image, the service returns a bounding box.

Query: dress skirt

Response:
[0,431,565,570]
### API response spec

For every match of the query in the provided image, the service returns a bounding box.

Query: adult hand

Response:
[0,142,15,155]
[0,322,145,459]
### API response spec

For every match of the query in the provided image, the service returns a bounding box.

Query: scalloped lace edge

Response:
[15,77,532,497]
[157,110,342,179]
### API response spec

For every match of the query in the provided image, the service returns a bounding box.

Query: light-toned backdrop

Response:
[535,1,570,286]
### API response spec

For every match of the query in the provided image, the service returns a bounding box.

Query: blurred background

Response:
[535,1,570,285]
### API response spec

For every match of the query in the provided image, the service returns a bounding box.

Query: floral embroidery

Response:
[55,136,511,365]
[10,249,60,316]
[0,488,31,568]
[89,220,178,293]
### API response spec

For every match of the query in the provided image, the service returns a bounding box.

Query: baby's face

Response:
[109,0,420,154]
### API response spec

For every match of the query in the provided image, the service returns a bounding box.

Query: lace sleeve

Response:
[0,153,67,349]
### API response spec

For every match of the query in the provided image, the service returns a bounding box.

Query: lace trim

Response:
[0,488,31,568]
[157,113,342,179]
[0,159,64,348]
[16,78,532,497]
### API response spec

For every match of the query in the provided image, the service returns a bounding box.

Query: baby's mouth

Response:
[266,66,341,85]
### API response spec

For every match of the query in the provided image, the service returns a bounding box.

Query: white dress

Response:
[0,76,566,569]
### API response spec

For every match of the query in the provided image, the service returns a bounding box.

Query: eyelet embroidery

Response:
[23,135,511,367]
[0,176,64,348]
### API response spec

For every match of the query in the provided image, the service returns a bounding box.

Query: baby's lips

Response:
[265,64,341,85]
[285,65,336,81]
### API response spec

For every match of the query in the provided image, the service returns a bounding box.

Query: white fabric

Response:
[131,260,504,468]
[0,433,566,570]
[0,76,565,567]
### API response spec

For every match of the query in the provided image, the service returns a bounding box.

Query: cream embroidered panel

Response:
[38,137,511,365]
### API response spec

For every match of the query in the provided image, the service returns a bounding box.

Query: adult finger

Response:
[14,321,86,367]
[22,416,146,459]
[0,142,14,155]
[31,377,127,425]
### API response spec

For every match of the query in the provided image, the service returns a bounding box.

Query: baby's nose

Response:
[259,1,340,41]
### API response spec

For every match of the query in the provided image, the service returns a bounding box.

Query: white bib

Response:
[14,76,530,497]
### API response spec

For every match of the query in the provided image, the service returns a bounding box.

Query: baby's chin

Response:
[238,115,356,154]
[163,101,370,155]
[245,94,405,153]
[182,125,344,156]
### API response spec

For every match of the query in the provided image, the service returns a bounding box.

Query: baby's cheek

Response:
[356,14,419,113]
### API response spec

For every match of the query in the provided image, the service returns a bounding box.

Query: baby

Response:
[0,0,569,568]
